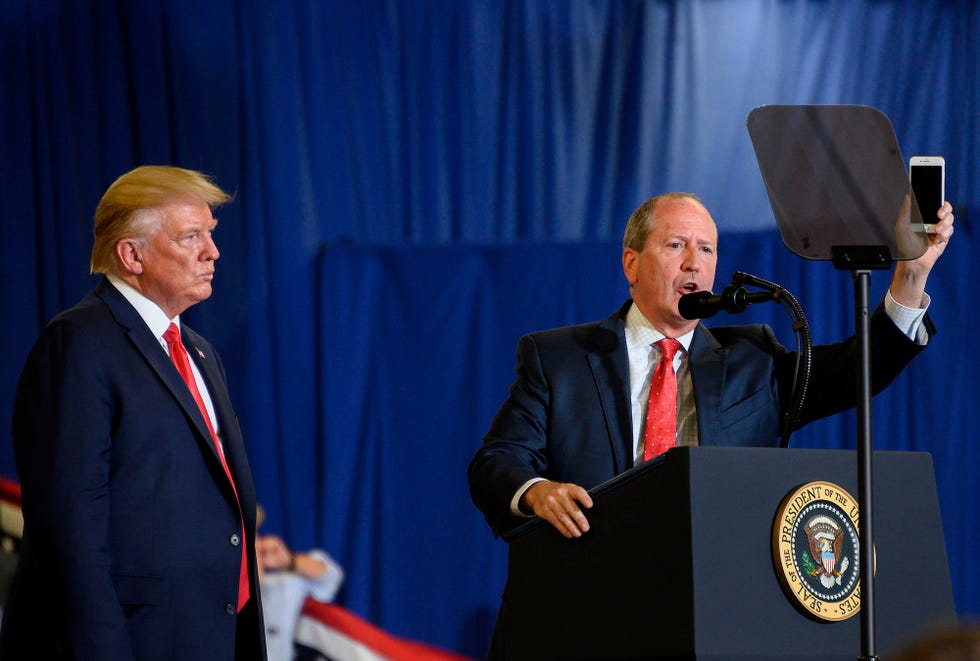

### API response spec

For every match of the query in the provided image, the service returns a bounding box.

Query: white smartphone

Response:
[909,156,945,233]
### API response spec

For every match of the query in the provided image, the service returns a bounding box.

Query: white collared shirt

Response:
[261,550,345,661]
[106,274,220,434]
[624,304,698,464]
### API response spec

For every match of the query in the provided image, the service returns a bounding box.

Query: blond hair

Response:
[90,165,232,274]
[622,192,706,251]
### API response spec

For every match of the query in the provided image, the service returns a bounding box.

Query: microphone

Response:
[678,283,776,319]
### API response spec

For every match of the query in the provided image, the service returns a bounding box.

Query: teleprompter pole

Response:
[853,269,877,661]
[833,245,892,661]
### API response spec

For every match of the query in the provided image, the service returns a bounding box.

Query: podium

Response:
[497,447,955,660]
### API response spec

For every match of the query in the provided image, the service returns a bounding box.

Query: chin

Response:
[191,285,213,303]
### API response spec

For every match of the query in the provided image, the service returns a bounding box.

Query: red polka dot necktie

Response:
[643,338,682,461]
[164,323,250,611]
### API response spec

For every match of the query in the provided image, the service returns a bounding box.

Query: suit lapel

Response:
[688,324,728,446]
[181,325,237,457]
[586,302,634,475]
[182,324,255,518]
[95,279,232,476]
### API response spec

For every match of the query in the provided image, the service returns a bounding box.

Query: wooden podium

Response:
[495,447,955,660]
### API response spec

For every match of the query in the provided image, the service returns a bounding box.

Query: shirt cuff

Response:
[305,549,345,603]
[510,477,548,517]
[884,289,931,345]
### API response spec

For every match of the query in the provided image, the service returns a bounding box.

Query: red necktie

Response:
[642,338,682,461]
[164,323,250,611]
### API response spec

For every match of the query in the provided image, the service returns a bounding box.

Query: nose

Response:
[203,232,220,261]
[681,246,700,272]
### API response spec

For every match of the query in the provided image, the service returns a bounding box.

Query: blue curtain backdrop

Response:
[1,1,977,657]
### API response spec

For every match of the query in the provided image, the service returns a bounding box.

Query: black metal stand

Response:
[730,271,812,448]
[832,246,892,661]
[853,268,878,661]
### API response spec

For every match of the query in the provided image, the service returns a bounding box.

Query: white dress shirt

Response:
[624,304,697,464]
[261,550,345,661]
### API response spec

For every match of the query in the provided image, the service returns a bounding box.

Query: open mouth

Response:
[681,282,699,293]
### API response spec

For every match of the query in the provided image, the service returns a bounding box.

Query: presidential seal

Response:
[772,481,863,622]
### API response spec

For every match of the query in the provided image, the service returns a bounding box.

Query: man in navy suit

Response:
[1,166,266,660]
[469,192,955,539]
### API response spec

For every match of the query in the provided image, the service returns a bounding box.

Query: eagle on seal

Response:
[803,515,849,588]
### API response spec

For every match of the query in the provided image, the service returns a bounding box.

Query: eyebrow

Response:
[664,233,715,245]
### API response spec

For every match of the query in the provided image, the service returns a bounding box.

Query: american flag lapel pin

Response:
[195,347,206,360]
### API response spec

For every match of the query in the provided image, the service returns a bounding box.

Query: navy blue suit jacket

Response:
[468,299,931,535]
[2,277,266,660]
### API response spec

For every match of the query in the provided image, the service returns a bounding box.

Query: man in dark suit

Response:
[1,166,266,660]
[468,192,955,539]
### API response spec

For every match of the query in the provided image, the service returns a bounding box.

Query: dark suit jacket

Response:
[468,299,932,535]
[1,277,266,661]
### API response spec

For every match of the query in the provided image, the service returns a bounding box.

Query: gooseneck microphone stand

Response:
[730,271,812,448]
[680,271,813,447]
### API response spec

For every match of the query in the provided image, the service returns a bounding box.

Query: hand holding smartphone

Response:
[909,156,945,233]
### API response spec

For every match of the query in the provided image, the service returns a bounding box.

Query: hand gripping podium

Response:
[496,447,954,660]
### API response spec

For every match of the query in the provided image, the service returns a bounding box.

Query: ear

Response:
[622,247,638,287]
[116,239,145,275]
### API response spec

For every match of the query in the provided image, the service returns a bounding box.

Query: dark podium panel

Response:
[499,447,954,660]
